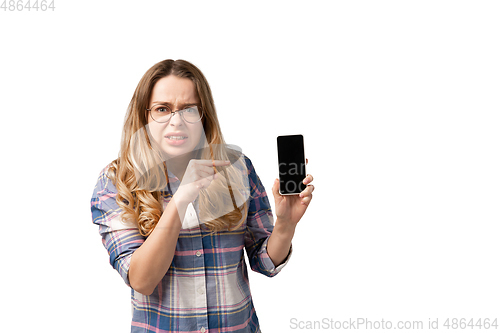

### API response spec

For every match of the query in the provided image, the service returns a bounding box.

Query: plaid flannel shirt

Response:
[90,156,291,332]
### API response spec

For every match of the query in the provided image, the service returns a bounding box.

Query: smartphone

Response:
[277,134,307,195]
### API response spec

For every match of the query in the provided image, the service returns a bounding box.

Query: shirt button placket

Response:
[193,221,208,333]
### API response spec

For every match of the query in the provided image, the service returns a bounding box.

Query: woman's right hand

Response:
[174,159,231,204]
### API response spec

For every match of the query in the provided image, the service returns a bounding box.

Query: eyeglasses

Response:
[146,104,203,124]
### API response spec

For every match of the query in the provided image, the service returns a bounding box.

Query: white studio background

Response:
[1,1,499,332]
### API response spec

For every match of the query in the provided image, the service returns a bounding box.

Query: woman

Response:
[91,59,314,332]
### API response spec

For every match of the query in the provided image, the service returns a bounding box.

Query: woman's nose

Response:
[169,111,184,126]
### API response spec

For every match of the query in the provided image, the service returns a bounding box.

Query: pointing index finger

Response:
[197,159,231,166]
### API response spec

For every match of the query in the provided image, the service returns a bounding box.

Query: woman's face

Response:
[147,75,204,160]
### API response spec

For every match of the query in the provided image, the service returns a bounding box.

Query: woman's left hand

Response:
[267,160,314,266]
[271,162,314,226]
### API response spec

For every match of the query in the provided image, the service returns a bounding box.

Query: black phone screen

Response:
[277,134,306,195]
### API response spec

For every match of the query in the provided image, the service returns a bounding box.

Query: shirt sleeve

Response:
[90,165,146,287]
[243,156,292,277]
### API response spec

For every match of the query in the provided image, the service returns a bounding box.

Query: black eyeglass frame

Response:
[146,104,204,124]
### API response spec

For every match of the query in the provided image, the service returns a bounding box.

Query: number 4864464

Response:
[1,0,55,11]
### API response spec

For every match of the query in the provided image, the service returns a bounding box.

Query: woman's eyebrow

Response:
[151,101,198,106]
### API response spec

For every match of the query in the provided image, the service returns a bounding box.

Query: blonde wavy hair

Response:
[107,59,248,236]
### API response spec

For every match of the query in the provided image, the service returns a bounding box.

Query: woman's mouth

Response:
[165,135,188,146]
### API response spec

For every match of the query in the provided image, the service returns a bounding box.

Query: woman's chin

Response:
[161,146,196,160]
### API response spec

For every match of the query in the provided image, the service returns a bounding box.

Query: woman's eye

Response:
[156,107,170,113]
[185,107,196,113]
